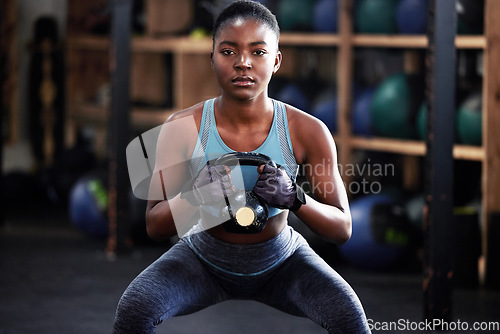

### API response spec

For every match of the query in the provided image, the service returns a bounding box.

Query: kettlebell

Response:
[212,152,276,234]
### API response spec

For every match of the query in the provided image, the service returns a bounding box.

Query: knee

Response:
[317,287,371,334]
[112,288,159,334]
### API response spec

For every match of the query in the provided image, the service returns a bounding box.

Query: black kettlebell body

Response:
[213,152,276,234]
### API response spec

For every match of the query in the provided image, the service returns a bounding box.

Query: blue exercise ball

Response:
[312,94,337,132]
[396,0,428,34]
[352,87,375,136]
[313,0,339,33]
[277,83,310,112]
[69,173,109,238]
[339,194,409,270]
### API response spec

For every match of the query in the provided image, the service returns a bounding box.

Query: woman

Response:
[113,1,371,333]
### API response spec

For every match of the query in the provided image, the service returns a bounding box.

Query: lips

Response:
[232,76,255,86]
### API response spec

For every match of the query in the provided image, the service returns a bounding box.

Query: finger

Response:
[262,164,278,175]
[256,171,271,181]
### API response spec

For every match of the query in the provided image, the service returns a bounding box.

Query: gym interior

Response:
[1,0,499,333]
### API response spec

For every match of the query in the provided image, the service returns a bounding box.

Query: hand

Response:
[253,164,305,211]
[182,162,235,206]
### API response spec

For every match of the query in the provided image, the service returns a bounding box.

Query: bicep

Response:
[302,125,349,211]
[149,115,199,200]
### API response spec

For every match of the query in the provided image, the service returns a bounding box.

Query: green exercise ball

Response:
[416,101,466,144]
[277,0,315,32]
[355,0,399,34]
[457,92,482,146]
[416,102,427,140]
[371,73,423,139]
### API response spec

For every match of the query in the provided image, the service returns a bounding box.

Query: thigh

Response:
[255,245,371,334]
[113,239,228,334]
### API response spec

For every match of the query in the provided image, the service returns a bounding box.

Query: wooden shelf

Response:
[353,35,428,48]
[132,36,212,53]
[350,136,426,155]
[350,136,484,161]
[352,34,486,49]
[280,33,341,46]
[456,35,487,49]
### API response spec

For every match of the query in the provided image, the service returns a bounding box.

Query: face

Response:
[211,18,282,101]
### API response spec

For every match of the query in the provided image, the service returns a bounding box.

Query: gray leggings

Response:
[112,225,371,333]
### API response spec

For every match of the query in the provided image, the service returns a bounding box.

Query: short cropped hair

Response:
[212,0,280,48]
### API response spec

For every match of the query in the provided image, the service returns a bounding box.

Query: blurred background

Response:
[1,0,499,333]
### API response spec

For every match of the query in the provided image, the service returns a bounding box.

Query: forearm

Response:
[293,194,352,245]
[146,194,197,241]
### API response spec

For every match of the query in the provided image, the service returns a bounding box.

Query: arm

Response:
[291,112,352,245]
[145,110,201,241]
[146,194,195,241]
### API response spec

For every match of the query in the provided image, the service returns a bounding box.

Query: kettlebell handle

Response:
[212,152,277,168]
[182,152,276,202]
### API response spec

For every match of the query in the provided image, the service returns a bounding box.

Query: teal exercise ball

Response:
[277,0,315,31]
[416,101,463,144]
[416,102,427,140]
[355,0,398,34]
[370,73,423,139]
[457,92,482,146]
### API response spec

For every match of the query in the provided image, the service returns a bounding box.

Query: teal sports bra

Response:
[190,98,299,218]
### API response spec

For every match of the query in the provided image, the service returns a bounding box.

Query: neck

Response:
[216,93,273,126]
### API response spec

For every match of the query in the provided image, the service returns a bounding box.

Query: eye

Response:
[221,49,235,56]
[253,49,267,56]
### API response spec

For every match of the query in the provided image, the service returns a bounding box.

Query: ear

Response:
[210,51,215,70]
[273,50,282,74]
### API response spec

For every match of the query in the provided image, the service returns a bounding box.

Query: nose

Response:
[235,53,251,70]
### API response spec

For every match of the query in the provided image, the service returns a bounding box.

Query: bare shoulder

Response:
[285,103,330,134]
[283,103,335,164]
[155,101,207,160]
[165,101,205,129]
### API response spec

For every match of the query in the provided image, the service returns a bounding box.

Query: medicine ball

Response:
[276,83,310,112]
[313,0,338,33]
[371,73,424,139]
[69,172,109,238]
[311,89,337,132]
[352,87,375,136]
[339,194,410,270]
[355,0,398,34]
[416,102,427,140]
[456,92,482,146]
[277,0,315,31]
[396,0,428,34]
